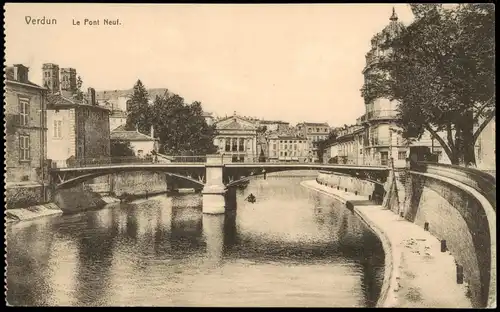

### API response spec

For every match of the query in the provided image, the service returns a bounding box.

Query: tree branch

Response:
[473,97,495,124]
[473,108,496,143]
[425,124,454,160]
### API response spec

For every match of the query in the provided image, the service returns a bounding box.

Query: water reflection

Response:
[6,176,384,307]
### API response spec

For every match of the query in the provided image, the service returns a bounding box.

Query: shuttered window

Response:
[19,135,30,161]
[19,98,29,126]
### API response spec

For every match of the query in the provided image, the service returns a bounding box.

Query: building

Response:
[257,120,290,132]
[5,64,49,208]
[296,122,331,162]
[325,124,365,165]
[109,110,128,131]
[267,131,309,163]
[43,63,111,168]
[96,88,170,131]
[95,88,170,112]
[359,8,452,168]
[110,125,159,157]
[476,117,496,170]
[213,112,258,162]
[203,111,215,126]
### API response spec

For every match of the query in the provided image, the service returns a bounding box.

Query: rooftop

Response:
[5,66,45,89]
[297,122,330,127]
[46,93,110,112]
[110,129,157,142]
[95,88,170,101]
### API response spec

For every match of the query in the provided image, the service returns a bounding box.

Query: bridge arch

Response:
[52,167,205,190]
[224,165,388,189]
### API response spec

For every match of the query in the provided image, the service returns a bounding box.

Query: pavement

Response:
[301,180,473,308]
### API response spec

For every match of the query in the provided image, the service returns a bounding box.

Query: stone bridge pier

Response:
[202,154,232,214]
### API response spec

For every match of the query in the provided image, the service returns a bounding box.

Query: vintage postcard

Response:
[3,3,495,308]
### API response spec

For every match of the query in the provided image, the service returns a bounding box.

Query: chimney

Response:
[87,87,96,105]
[150,125,155,138]
[13,64,29,83]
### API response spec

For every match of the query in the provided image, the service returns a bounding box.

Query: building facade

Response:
[5,64,49,208]
[43,63,111,167]
[267,133,309,163]
[360,8,452,168]
[325,124,365,165]
[109,110,128,131]
[475,117,496,170]
[296,122,330,162]
[213,113,258,162]
[111,125,159,157]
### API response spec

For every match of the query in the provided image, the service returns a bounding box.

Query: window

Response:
[398,151,406,160]
[53,120,63,138]
[19,135,30,161]
[19,98,29,126]
[239,138,245,152]
[272,143,276,150]
[280,151,283,156]
[284,152,288,157]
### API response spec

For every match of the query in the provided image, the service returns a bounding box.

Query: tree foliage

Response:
[125,80,218,156]
[125,80,151,133]
[75,75,85,101]
[362,4,495,166]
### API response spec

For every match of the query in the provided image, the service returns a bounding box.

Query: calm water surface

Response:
[6,176,385,307]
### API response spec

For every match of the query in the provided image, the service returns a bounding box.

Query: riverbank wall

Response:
[392,164,496,308]
[301,179,473,308]
[6,171,177,223]
[311,167,496,308]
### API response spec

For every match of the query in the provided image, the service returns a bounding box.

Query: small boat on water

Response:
[246,193,256,203]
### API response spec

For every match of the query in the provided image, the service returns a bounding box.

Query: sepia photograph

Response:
[3,3,496,308]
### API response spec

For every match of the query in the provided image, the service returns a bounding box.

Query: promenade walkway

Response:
[301,180,473,308]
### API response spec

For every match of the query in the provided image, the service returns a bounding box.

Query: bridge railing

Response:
[50,155,208,168]
[50,154,392,169]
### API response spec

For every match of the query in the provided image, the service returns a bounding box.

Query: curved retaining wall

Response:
[316,171,381,200]
[317,165,496,308]
[397,167,496,308]
[394,164,496,308]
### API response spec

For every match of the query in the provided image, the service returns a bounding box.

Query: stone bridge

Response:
[49,154,389,214]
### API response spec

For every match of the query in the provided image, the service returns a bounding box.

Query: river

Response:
[6,174,385,307]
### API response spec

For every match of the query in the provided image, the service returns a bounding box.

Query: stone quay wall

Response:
[384,163,496,308]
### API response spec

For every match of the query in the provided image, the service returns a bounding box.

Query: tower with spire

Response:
[359,7,409,168]
[390,7,398,21]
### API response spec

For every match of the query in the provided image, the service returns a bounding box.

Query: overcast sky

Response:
[5,3,415,126]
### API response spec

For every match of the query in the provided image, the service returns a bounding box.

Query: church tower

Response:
[42,63,60,93]
[60,68,77,94]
